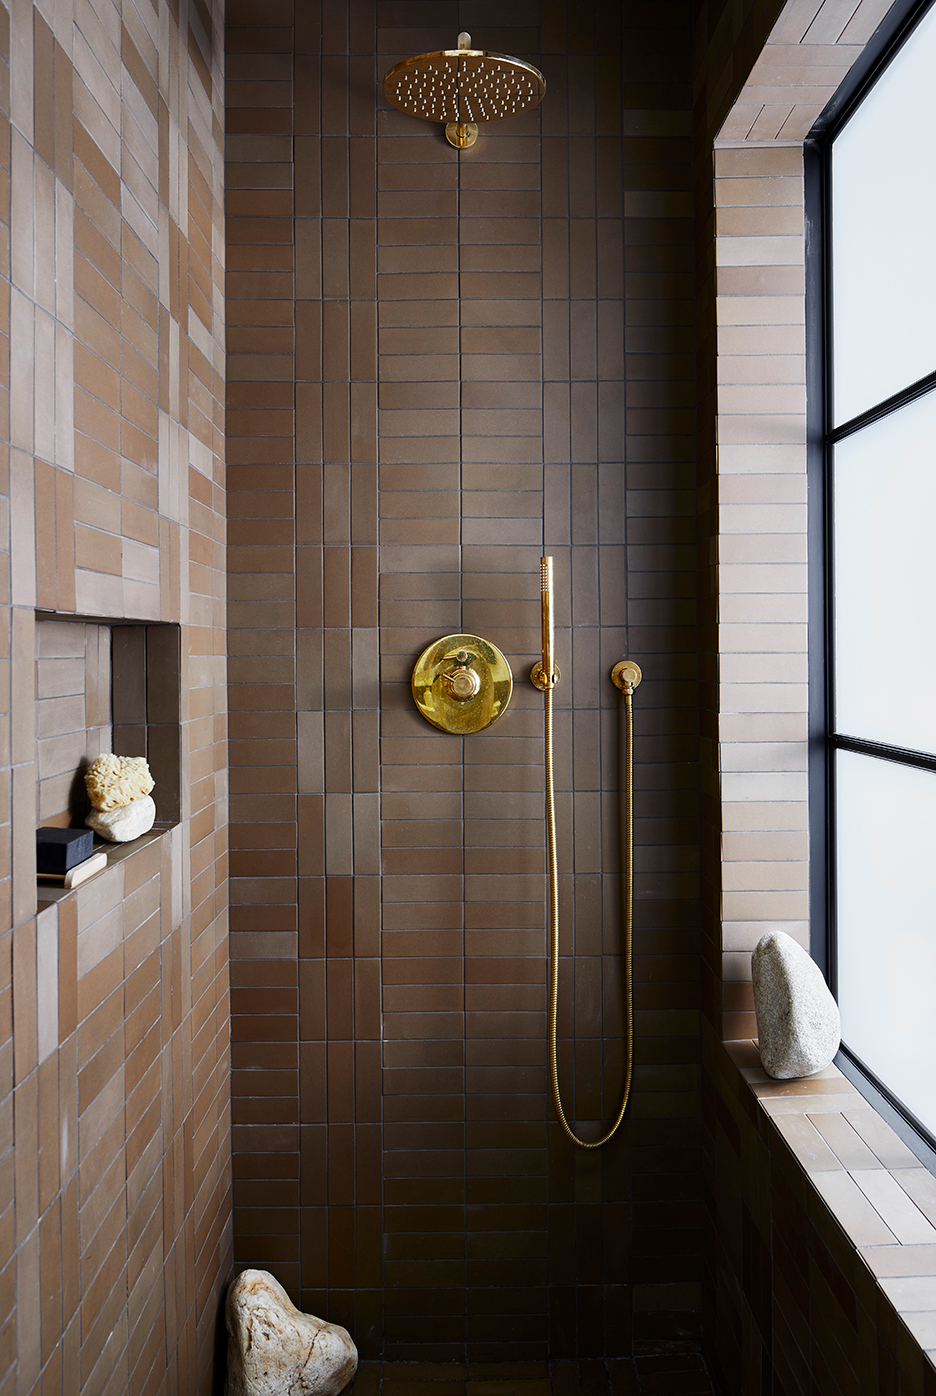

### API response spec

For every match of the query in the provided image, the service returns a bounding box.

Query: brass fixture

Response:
[530,555,560,691]
[535,556,642,1149]
[445,120,479,151]
[412,634,513,734]
[611,659,642,693]
[382,31,546,150]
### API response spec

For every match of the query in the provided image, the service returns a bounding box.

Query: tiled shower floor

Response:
[347,1358,717,1396]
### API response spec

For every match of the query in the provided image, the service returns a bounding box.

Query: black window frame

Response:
[807,0,936,1171]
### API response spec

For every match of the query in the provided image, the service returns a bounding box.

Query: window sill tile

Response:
[724,1036,936,1375]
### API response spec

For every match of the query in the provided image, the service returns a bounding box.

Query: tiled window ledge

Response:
[724,1038,936,1371]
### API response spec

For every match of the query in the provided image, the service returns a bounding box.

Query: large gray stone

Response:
[225,1270,357,1396]
[752,930,841,1079]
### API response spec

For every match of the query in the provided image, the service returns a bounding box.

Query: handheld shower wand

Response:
[533,555,640,1149]
[530,557,559,692]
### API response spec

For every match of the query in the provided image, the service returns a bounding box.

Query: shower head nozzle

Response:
[382,32,546,149]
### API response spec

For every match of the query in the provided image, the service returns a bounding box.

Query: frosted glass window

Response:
[833,390,936,755]
[836,750,936,1135]
[832,2,936,426]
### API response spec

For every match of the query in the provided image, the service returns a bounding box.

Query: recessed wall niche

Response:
[36,614,182,829]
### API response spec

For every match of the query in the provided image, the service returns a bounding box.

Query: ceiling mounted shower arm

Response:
[381,32,546,150]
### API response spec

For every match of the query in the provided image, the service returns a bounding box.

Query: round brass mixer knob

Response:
[444,666,481,700]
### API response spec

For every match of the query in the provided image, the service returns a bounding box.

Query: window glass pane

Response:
[831,2,936,425]
[834,390,936,754]
[836,750,936,1136]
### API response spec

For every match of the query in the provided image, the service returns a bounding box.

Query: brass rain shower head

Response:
[382,31,546,149]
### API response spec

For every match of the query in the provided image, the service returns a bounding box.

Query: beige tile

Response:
[810,1112,883,1171]
[773,1114,843,1172]
[811,1170,899,1247]
[845,1110,922,1170]
[851,1171,936,1246]
[879,1276,936,1313]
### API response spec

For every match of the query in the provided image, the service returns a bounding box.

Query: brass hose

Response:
[544,676,636,1150]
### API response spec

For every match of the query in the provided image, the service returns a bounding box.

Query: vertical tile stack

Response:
[227,0,702,1363]
[376,2,549,1360]
[225,0,302,1316]
[616,0,702,1355]
[225,0,384,1355]
[0,0,230,1394]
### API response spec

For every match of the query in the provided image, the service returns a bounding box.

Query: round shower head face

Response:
[382,43,546,129]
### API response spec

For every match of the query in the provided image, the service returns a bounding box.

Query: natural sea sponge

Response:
[84,754,155,811]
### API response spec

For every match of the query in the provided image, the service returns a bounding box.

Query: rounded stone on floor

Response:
[225,1269,358,1396]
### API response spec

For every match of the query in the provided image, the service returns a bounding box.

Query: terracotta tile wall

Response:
[692,0,933,1390]
[1,1,231,1393]
[36,621,112,824]
[226,0,703,1364]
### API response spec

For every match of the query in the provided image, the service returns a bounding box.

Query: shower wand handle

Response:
[531,555,560,690]
[541,556,555,682]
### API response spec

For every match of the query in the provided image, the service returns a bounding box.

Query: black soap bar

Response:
[36,827,95,874]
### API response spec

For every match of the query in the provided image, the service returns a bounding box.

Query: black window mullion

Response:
[805,135,829,975]
[830,733,936,777]
[830,366,936,445]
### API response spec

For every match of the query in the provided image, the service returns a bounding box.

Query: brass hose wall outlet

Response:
[412,634,513,734]
[611,659,642,693]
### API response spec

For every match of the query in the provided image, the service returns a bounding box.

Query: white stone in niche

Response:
[752,930,841,1079]
[225,1269,357,1396]
[86,794,156,843]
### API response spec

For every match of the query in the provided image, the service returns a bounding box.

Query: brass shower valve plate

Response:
[412,634,513,734]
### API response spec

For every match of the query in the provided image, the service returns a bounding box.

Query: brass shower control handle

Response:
[442,651,482,701]
[412,634,513,734]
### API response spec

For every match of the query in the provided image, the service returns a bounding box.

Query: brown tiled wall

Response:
[226,0,703,1362]
[1,0,231,1393]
